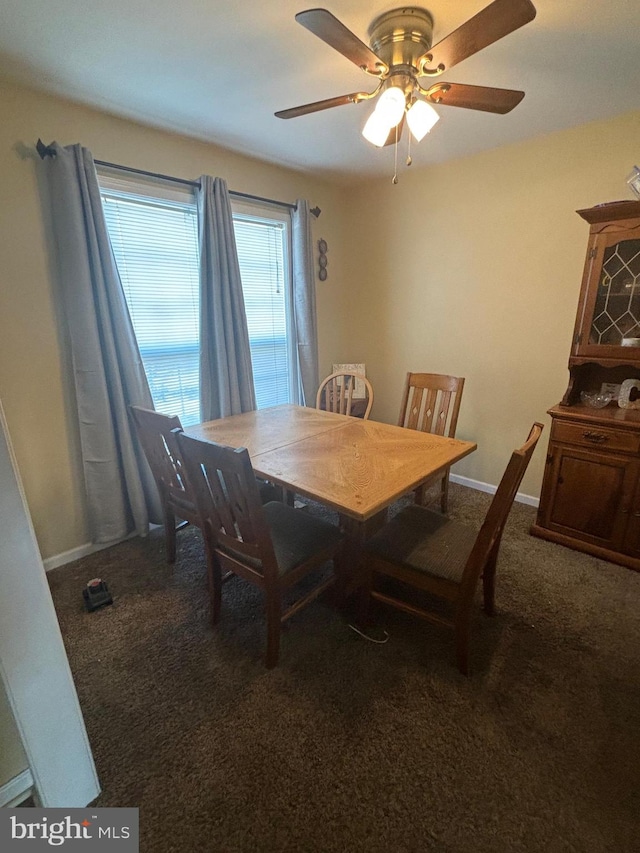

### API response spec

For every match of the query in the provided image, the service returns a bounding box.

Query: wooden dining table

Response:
[186,405,476,581]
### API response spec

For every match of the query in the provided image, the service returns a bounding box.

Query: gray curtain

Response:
[291,199,319,406]
[197,175,256,420]
[42,142,160,543]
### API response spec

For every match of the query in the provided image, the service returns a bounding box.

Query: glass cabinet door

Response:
[575,225,640,357]
[590,235,640,345]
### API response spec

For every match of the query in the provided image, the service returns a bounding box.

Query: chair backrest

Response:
[461,423,544,594]
[176,431,279,581]
[316,371,374,418]
[130,406,192,506]
[398,372,465,438]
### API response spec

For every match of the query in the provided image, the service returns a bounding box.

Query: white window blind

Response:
[101,185,201,426]
[232,209,293,409]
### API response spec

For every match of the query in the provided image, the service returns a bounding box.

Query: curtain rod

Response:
[35,140,321,218]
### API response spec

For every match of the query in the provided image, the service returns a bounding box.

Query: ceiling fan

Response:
[275,1,537,148]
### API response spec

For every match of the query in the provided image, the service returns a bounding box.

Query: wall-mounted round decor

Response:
[318,239,328,280]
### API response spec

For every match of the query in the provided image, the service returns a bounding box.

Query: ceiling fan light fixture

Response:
[375,85,406,127]
[406,99,440,141]
[362,109,392,147]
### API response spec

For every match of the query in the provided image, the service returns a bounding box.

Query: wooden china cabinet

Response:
[531,200,640,571]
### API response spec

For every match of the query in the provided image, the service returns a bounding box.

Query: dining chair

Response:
[397,372,465,512]
[358,423,543,675]
[316,371,374,419]
[175,430,345,668]
[131,406,283,562]
[130,405,202,563]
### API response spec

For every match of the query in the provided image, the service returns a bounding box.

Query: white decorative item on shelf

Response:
[332,363,366,398]
[618,378,640,409]
[627,166,640,200]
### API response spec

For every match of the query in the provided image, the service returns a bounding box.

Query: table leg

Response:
[338,508,387,600]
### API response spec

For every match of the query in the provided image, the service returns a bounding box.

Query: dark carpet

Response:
[47,484,640,852]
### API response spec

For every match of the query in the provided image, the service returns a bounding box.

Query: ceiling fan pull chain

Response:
[392,125,399,184]
[406,128,413,167]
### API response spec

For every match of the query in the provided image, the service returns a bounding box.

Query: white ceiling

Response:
[0,0,638,181]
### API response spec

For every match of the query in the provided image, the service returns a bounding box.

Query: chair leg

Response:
[265,592,282,669]
[414,484,426,506]
[163,503,177,563]
[482,548,499,617]
[202,540,222,626]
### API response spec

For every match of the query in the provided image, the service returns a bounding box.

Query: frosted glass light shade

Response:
[362,110,391,147]
[406,99,439,141]
[375,86,406,127]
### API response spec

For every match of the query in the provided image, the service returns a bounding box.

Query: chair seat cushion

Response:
[263,501,343,576]
[363,505,477,583]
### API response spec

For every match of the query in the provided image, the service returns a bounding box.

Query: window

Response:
[98,173,297,425]
[101,179,201,425]
[232,202,296,409]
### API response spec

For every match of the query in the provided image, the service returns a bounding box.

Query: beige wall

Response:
[1,73,639,559]
[0,78,350,559]
[340,110,640,497]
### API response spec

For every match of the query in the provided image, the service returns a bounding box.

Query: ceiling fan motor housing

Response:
[368,7,434,69]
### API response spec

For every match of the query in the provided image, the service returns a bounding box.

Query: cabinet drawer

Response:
[552,421,640,454]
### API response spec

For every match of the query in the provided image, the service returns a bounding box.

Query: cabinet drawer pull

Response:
[582,430,608,443]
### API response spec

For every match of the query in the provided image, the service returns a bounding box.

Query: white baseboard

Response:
[43,541,103,573]
[450,473,539,508]
[0,768,34,808]
[42,527,155,573]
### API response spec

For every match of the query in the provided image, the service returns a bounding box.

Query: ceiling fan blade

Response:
[418,0,536,75]
[425,82,524,114]
[295,8,388,76]
[275,92,370,119]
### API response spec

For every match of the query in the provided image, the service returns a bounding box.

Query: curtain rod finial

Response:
[36,139,55,159]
